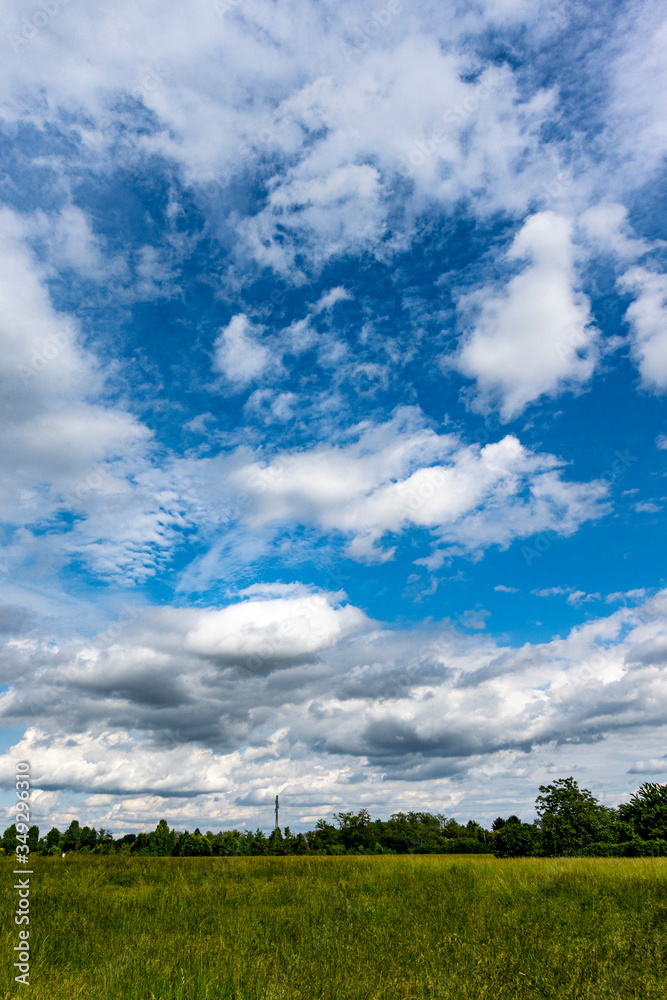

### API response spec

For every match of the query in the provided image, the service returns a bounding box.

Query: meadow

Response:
[1,854,666,1000]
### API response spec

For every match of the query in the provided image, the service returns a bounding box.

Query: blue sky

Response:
[0,0,666,834]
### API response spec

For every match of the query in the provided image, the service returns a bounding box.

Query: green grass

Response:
[1,855,666,999]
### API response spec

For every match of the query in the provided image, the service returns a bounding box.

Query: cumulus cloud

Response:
[0,0,665,834]
[185,591,369,663]
[455,212,598,420]
[230,408,609,562]
[618,267,667,391]
[0,208,150,520]
[212,314,273,386]
[578,203,655,261]
[1,589,666,826]
[0,0,568,276]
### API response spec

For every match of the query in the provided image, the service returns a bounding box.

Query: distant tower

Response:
[275,794,279,831]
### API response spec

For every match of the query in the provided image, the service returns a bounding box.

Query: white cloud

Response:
[618,267,667,391]
[532,587,600,605]
[607,0,667,188]
[495,584,518,593]
[2,589,667,827]
[229,408,609,562]
[0,208,149,524]
[245,388,297,423]
[0,0,659,287]
[312,286,353,313]
[212,314,273,386]
[0,0,567,274]
[185,592,368,662]
[657,435,667,450]
[606,588,647,604]
[455,212,598,420]
[578,203,655,261]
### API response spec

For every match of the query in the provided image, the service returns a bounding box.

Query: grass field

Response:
[1,854,666,999]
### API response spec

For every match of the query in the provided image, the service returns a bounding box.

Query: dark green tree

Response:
[536,777,605,855]
[131,833,151,855]
[151,819,175,856]
[333,810,373,852]
[2,824,18,853]
[619,783,667,841]
[93,828,114,854]
[79,826,97,850]
[268,827,285,854]
[181,833,212,856]
[492,816,539,857]
[250,829,268,855]
[45,827,62,853]
[307,819,342,853]
[292,832,309,854]
[62,820,81,853]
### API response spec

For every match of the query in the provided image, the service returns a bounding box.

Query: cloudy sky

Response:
[0,0,666,835]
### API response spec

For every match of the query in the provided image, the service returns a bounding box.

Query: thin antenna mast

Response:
[275,794,279,831]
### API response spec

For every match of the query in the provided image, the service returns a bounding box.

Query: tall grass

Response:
[1,855,665,999]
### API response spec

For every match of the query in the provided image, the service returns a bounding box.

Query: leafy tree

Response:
[440,817,470,840]
[292,832,309,855]
[46,827,62,847]
[62,820,81,852]
[43,827,62,854]
[172,830,190,857]
[334,810,373,852]
[493,817,539,858]
[2,824,18,853]
[307,819,342,853]
[536,777,605,855]
[268,827,285,854]
[181,833,212,856]
[251,829,268,856]
[80,826,97,850]
[465,819,488,843]
[93,828,114,854]
[27,825,40,851]
[115,833,136,853]
[151,819,175,856]
[619,783,667,841]
[131,833,151,855]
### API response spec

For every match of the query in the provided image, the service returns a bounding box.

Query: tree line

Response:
[2,778,666,859]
